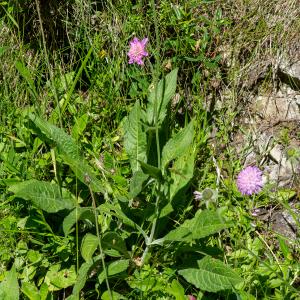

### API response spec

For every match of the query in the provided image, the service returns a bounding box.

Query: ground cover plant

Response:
[0,0,300,299]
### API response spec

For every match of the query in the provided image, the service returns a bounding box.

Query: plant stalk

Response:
[140,0,163,266]
[88,184,112,300]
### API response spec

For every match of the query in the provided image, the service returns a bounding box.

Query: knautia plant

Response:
[237,166,263,195]
[3,68,244,299]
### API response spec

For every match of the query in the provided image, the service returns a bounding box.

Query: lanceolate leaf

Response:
[124,101,147,173]
[161,120,194,170]
[139,161,162,181]
[99,203,147,240]
[129,170,149,198]
[9,180,76,213]
[29,114,106,193]
[102,232,129,258]
[21,282,40,300]
[169,146,195,200]
[81,233,99,262]
[71,261,94,298]
[163,209,231,242]
[98,259,129,284]
[147,68,178,125]
[178,256,243,292]
[70,256,102,300]
[0,265,19,300]
[63,207,94,236]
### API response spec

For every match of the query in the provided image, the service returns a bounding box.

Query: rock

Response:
[254,90,300,121]
[278,59,300,90]
[271,208,300,241]
[252,203,300,242]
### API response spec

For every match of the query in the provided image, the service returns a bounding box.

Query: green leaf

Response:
[99,203,147,240]
[178,256,243,292]
[165,279,186,300]
[102,232,129,257]
[98,260,129,284]
[124,101,147,173]
[9,180,76,213]
[15,61,37,98]
[101,290,126,300]
[49,71,75,94]
[147,68,178,125]
[29,114,106,193]
[129,170,149,198]
[161,120,194,169]
[45,265,76,291]
[139,161,162,181]
[71,261,93,298]
[0,46,9,57]
[39,283,48,300]
[0,265,19,300]
[63,207,94,236]
[236,291,256,300]
[21,282,40,300]
[169,146,195,200]
[72,114,88,140]
[163,209,231,242]
[81,233,99,262]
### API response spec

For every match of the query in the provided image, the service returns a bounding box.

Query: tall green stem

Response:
[151,0,161,168]
[141,0,162,265]
[88,184,112,300]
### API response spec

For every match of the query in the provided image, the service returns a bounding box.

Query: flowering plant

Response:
[237,166,263,195]
[127,37,148,65]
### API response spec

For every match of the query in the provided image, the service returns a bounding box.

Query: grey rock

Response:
[278,60,300,90]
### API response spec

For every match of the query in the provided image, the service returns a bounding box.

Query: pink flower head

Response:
[128,37,148,65]
[188,295,196,300]
[237,166,263,195]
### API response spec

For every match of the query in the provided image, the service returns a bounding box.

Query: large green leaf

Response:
[161,120,194,170]
[178,256,243,292]
[29,114,106,193]
[129,170,149,198]
[165,280,186,300]
[68,256,102,300]
[124,101,147,173]
[98,259,129,284]
[146,68,178,125]
[9,180,76,213]
[71,261,93,299]
[163,209,231,242]
[0,265,19,300]
[169,146,195,200]
[63,207,94,236]
[21,282,40,300]
[101,291,126,300]
[45,265,76,291]
[139,161,162,181]
[102,232,129,257]
[99,203,147,240]
[81,233,98,262]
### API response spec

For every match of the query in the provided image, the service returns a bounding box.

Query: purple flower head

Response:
[128,37,148,65]
[237,166,263,196]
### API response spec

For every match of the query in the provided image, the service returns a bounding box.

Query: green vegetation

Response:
[0,0,300,299]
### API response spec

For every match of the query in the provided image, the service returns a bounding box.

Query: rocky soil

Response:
[233,58,300,242]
